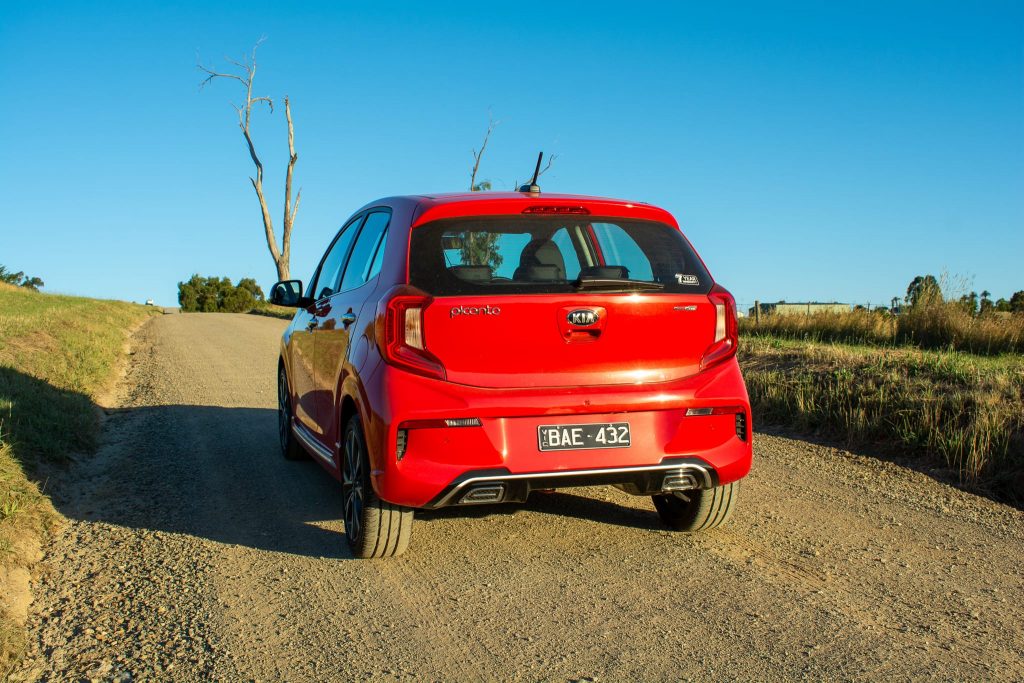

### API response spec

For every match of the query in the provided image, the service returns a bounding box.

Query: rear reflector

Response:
[521,206,591,215]
[686,405,745,416]
[444,417,482,427]
[399,417,483,429]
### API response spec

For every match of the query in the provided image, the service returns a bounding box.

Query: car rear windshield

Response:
[408,217,713,296]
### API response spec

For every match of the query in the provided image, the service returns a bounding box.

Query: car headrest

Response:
[519,239,565,273]
[579,265,630,279]
[514,265,563,282]
[450,265,493,282]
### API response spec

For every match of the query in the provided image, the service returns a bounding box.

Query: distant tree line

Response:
[0,264,43,291]
[177,275,265,313]
[903,275,1024,314]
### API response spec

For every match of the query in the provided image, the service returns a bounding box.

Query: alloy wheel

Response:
[277,368,290,452]
[342,427,364,543]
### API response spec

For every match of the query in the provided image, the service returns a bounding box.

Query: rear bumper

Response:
[362,359,752,509]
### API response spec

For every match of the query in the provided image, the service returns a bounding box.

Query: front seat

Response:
[513,239,566,282]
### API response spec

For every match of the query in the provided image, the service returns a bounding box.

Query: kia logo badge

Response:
[567,309,599,326]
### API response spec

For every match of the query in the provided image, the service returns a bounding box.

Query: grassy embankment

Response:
[745,304,1024,354]
[248,301,296,320]
[739,306,1024,501]
[0,283,156,675]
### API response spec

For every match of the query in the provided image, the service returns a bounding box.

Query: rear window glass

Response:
[409,217,712,296]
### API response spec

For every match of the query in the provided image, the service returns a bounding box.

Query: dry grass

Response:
[741,305,1024,355]
[739,335,1024,500]
[248,301,297,320]
[0,283,156,676]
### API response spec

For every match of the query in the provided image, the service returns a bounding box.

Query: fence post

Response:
[754,300,761,326]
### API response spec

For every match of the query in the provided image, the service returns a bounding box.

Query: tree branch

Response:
[538,153,557,178]
[282,96,299,266]
[469,113,497,192]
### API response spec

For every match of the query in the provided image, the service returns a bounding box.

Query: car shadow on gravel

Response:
[417,490,664,531]
[51,404,357,560]
[51,401,668,558]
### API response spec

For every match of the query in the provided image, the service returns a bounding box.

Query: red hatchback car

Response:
[270,191,752,558]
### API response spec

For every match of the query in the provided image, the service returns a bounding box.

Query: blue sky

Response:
[1,1,1021,311]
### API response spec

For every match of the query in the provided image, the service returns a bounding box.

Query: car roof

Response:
[358,192,680,229]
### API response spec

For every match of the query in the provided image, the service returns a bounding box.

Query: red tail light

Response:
[701,283,738,371]
[375,287,446,380]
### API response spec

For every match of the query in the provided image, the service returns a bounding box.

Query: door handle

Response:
[341,311,357,327]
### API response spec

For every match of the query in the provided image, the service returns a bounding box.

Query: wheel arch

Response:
[336,373,387,496]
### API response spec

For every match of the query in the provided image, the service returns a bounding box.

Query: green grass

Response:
[0,283,156,677]
[741,305,1024,355]
[248,301,297,320]
[739,334,1024,500]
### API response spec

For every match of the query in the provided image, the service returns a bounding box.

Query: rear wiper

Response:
[572,276,665,292]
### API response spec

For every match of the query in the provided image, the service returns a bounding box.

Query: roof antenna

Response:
[518,151,544,194]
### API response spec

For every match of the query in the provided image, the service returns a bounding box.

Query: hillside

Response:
[0,284,156,675]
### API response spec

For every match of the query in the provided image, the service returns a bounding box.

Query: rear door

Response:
[314,210,391,445]
[291,215,364,438]
[408,217,717,388]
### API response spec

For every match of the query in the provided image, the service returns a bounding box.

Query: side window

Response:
[591,223,654,280]
[366,228,388,281]
[339,211,391,292]
[312,216,364,300]
[492,233,531,278]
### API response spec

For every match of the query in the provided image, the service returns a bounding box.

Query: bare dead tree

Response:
[469,114,498,191]
[198,40,299,281]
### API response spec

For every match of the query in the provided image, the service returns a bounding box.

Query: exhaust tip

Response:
[458,484,505,505]
[662,470,700,493]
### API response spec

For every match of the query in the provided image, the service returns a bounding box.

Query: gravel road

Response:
[15,313,1024,681]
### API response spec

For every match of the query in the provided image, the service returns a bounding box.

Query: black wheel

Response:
[278,365,306,461]
[652,482,738,532]
[341,414,414,558]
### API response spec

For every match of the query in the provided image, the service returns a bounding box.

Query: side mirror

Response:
[269,280,309,308]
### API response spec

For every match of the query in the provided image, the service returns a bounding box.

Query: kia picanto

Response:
[270,191,752,558]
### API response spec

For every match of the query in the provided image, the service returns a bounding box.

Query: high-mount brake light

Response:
[521,206,591,215]
[701,284,739,372]
[375,288,445,380]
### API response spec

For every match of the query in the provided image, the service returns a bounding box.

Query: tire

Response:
[341,414,414,558]
[278,365,307,461]
[652,482,738,532]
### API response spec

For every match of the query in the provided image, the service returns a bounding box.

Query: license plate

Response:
[537,422,631,451]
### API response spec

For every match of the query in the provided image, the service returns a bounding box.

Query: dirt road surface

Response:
[15,313,1024,681]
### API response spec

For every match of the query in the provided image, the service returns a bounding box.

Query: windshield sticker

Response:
[675,274,699,286]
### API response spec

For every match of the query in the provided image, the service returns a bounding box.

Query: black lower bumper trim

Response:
[423,457,719,509]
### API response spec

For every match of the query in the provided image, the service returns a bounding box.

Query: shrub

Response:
[177,275,266,313]
[739,337,1024,501]
[0,265,43,292]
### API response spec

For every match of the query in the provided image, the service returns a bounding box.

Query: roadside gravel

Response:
[14,313,1024,681]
